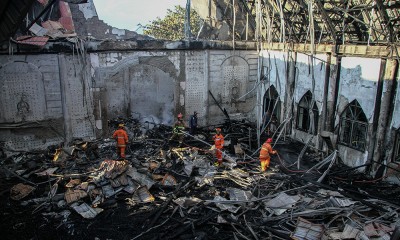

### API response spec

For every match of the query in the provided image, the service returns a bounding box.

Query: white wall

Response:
[336,57,381,166]
[391,68,400,129]
[292,53,327,144]
[1,48,397,171]
[207,50,258,124]
[336,57,381,123]
[261,50,287,102]
[92,51,181,126]
[294,53,326,111]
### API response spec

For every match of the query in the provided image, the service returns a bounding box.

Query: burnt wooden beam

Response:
[262,0,282,41]
[263,0,300,42]
[375,0,395,42]
[24,0,58,32]
[238,0,257,32]
[315,0,337,43]
[283,5,302,42]
[293,176,390,212]
[351,19,367,42]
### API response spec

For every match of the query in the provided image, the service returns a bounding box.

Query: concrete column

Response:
[384,61,399,165]
[321,53,331,132]
[284,51,296,135]
[177,51,186,115]
[326,55,340,132]
[205,50,210,126]
[372,59,399,171]
[367,59,386,169]
[92,87,109,138]
[58,54,72,143]
[123,68,130,117]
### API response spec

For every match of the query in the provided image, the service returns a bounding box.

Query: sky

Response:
[92,0,187,33]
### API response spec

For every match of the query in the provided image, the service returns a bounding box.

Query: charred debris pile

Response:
[0,117,399,240]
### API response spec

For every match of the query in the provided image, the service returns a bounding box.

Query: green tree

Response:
[142,5,201,40]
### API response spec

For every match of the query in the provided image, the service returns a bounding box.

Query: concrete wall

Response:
[0,48,259,153]
[257,51,399,173]
[185,51,208,126]
[92,51,181,135]
[335,57,381,167]
[207,50,258,124]
[0,55,64,151]
[261,50,287,121]
[386,63,400,184]
[391,67,400,130]
[292,53,327,146]
[91,50,258,135]
[0,53,95,152]
[59,54,95,141]
[1,43,399,176]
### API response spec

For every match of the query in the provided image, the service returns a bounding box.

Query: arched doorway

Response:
[296,90,319,135]
[263,85,280,120]
[221,56,249,104]
[262,85,280,134]
[130,64,175,125]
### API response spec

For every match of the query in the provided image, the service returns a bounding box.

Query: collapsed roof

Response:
[1,0,399,45]
[193,0,400,45]
[0,0,36,42]
[0,0,149,46]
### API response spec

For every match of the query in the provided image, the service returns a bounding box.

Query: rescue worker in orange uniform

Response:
[213,128,224,166]
[259,138,277,172]
[169,113,186,147]
[112,123,129,159]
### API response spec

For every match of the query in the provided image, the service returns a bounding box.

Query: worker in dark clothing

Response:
[169,113,186,147]
[189,111,198,135]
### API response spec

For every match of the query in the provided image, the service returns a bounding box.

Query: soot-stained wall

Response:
[258,50,399,177]
[91,50,259,136]
[0,53,95,152]
[1,44,399,180]
[336,57,381,167]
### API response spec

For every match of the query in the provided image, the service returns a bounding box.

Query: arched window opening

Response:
[339,100,368,151]
[296,91,318,135]
[263,86,280,119]
[263,86,280,135]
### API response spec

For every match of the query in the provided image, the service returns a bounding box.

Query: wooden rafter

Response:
[315,0,337,43]
[375,0,394,42]
[200,0,400,45]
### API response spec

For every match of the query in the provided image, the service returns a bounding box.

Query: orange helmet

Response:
[177,113,183,119]
[266,138,272,143]
[216,128,221,132]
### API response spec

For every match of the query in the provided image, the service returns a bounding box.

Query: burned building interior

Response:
[1,0,400,239]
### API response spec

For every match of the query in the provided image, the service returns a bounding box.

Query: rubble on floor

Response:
[0,118,399,240]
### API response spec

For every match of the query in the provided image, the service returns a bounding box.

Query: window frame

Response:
[296,91,319,135]
[338,101,368,152]
[263,85,281,121]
